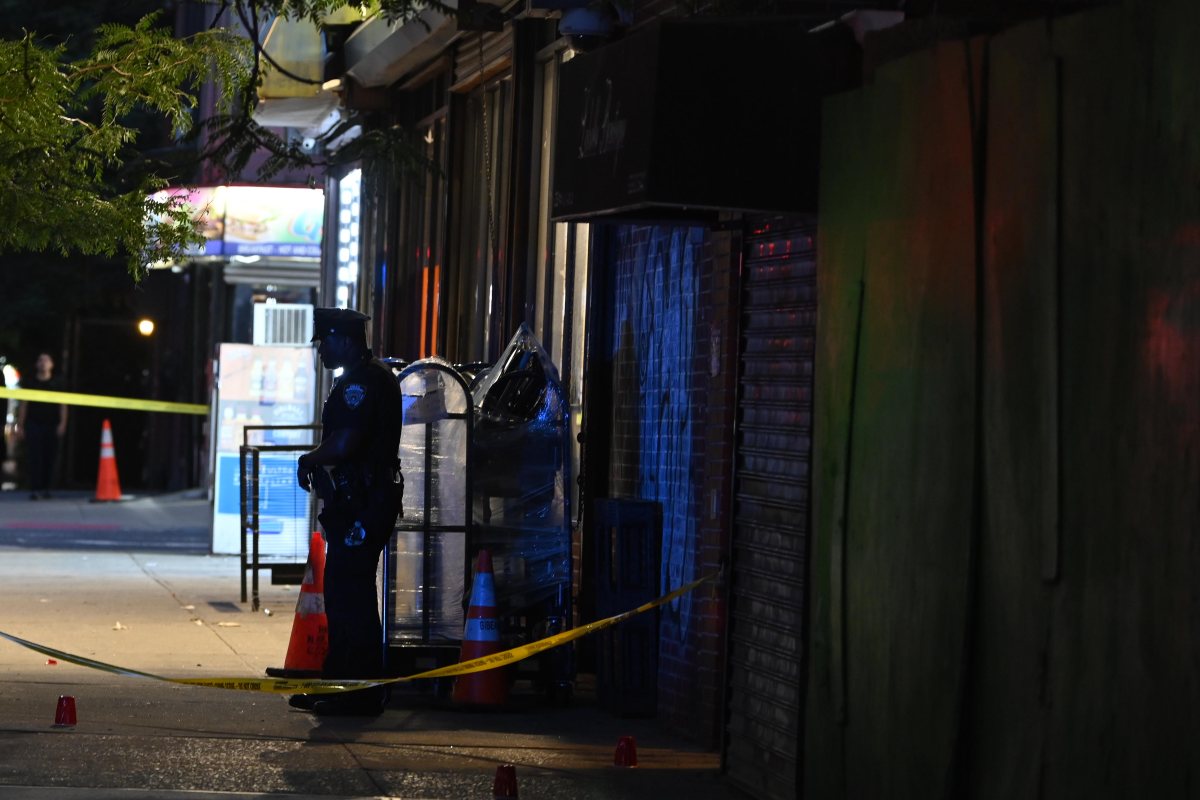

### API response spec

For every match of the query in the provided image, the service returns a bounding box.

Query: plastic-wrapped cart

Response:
[383,328,573,700]
[471,326,573,702]
[383,358,472,679]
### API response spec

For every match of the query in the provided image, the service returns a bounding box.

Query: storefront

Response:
[149,184,326,555]
[272,6,855,790]
[551,16,858,791]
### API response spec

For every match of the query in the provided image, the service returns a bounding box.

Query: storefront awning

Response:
[342,3,458,88]
[551,19,861,222]
[254,10,362,130]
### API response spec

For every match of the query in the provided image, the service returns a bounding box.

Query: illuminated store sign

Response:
[150,185,325,260]
[334,169,362,308]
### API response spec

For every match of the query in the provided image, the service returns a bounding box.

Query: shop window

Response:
[530,46,589,519]
[449,76,512,362]
[416,115,448,358]
[391,110,448,360]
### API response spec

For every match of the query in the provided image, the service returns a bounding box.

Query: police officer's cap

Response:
[311,307,370,341]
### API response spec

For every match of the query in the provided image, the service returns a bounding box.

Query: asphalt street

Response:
[0,490,744,800]
[0,489,210,552]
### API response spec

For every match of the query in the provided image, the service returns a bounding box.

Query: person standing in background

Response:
[0,361,8,474]
[14,353,67,499]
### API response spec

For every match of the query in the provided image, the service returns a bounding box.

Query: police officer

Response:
[291,308,403,716]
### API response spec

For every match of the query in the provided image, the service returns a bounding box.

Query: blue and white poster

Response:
[211,343,318,556]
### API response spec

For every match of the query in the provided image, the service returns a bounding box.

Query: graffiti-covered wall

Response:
[612,225,700,625]
[607,223,728,742]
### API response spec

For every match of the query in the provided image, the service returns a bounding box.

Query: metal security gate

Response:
[723,215,816,800]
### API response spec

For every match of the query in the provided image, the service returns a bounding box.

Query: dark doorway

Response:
[65,317,154,490]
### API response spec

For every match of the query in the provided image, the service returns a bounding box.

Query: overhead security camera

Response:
[559,7,613,37]
[556,1,632,51]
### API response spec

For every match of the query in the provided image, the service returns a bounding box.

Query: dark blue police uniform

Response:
[317,353,403,707]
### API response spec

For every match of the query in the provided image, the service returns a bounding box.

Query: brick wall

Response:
[605,222,739,747]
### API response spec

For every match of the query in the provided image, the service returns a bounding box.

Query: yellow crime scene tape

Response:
[0,388,207,416]
[0,572,717,695]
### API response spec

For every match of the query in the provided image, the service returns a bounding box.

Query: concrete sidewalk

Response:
[0,507,742,799]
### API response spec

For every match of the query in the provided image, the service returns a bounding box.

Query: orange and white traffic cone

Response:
[267,532,328,678]
[452,549,509,707]
[93,419,122,502]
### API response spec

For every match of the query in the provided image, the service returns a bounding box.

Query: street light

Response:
[137,319,155,336]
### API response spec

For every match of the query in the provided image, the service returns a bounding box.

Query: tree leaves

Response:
[254,0,455,24]
[0,15,252,279]
[0,2,446,280]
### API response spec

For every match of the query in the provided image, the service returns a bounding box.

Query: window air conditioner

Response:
[253,303,314,345]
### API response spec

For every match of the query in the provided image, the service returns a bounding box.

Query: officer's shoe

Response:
[287,694,317,710]
[310,697,386,717]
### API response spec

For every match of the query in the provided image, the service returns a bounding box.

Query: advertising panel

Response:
[211,343,318,556]
[148,185,324,261]
[222,186,323,258]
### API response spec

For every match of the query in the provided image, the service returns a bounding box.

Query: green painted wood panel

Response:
[970,22,1059,798]
[807,2,1200,796]
[1042,2,1200,795]
[804,80,869,800]
[807,39,980,799]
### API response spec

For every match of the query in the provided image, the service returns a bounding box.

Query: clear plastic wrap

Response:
[471,325,570,613]
[389,358,470,642]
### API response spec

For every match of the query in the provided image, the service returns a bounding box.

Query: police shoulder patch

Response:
[343,383,366,409]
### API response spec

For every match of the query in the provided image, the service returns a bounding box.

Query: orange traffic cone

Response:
[267,532,328,678]
[93,420,122,502]
[452,549,509,707]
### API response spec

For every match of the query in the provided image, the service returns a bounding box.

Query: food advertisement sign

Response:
[221,186,323,257]
[149,185,324,260]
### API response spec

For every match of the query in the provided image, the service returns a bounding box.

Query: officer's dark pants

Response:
[24,422,58,493]
[318,502,398,709]
[322,536,386,706]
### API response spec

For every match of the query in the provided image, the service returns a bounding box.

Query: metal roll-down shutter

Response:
[723,215,817,800]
